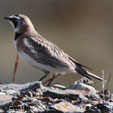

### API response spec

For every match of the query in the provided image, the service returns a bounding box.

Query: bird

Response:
[4,14,105,84]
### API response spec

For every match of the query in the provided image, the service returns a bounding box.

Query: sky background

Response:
[1,0,113,91]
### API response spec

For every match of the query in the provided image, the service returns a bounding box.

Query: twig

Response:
[12,54,19,83]
[102,69,105,103]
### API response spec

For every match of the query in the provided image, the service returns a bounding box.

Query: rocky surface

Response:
[0,77,112,113]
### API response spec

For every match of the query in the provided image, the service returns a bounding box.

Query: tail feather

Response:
[86,71,105,82]
[75,64,106,82]
[69,56,106,82]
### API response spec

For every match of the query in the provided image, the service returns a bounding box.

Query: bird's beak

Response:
[4,16,11,20]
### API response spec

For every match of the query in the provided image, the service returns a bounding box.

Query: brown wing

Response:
[21,37,72,69]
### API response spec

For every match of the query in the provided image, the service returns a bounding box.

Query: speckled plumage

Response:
[5,14,105,82]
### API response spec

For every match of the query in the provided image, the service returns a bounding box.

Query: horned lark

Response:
[4,14,104,83]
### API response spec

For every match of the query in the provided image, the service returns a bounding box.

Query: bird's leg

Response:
[43,73,60,86]
[12,54,19,83]
[47,73,60,86]
[38,71,49,81]
[39,75,47,81]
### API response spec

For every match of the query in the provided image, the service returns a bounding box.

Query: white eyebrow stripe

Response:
[9,15,20,19]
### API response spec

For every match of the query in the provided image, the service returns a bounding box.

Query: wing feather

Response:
[22,37,72,69]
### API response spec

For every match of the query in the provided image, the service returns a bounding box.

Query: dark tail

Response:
[75,64,106,82]
[69,57,106,82]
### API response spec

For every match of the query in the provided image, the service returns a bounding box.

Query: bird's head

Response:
[4,14,35,33]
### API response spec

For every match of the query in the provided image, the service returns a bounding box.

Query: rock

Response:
[0,77,112,113]
[52,101,84,112]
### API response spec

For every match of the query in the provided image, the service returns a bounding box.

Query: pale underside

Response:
[18,50,74,74]
[14,37,77,74]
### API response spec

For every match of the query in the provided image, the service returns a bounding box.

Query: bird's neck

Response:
[14,24,36,40]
